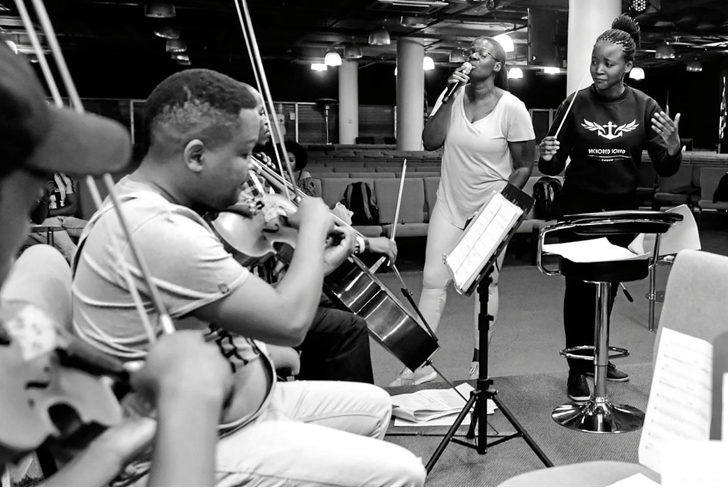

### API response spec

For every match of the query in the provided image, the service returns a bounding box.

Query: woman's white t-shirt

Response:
[435,88,535,228]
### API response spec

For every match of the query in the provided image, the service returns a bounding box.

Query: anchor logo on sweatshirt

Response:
[581,119,638,140]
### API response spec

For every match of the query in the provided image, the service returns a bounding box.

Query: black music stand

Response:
[425,184,553,474]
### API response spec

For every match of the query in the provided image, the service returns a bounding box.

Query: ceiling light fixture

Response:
[400,15,427,29]
[311,63,328,72]
[449,48,466,63]
[423,56,435,71]
[344,43,362,59]
[165,39,187,52]
[629,67,645,80]
[324,50,342,66]
[368,27,391,46]
[144,2,176,19]
[655,41,675,59]
[629,0,648,13]
[508,67,523,79]
[686,60,703,72]
[543,67,560,74]
[695,23,716,31]
[170,52,189,61]
[153,23,180,39]
[493,34,514,53]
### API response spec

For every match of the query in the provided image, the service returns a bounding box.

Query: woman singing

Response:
[391,36,535,386]
[538,15,681,402]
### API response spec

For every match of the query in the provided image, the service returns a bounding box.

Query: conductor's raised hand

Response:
[539,136,560,162]
[651,111,681,155]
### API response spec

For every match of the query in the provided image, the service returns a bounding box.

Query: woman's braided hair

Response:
[596,14,641,62]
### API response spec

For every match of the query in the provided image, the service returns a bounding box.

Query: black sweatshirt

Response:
[539,84,681,194]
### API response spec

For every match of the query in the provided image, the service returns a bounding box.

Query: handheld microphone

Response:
[441,62,473,104]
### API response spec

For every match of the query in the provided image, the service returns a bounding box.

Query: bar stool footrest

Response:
[559,345,630,361]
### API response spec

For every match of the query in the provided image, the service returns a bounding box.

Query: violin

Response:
[206,193,301,268]
[0,300,126,460]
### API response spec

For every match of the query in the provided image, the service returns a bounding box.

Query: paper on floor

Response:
[391,382,497,425]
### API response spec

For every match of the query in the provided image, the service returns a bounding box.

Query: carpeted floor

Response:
[384,362,652,487]
[368,212,726,487]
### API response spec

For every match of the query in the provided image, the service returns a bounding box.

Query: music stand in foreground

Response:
[425,184,553,474]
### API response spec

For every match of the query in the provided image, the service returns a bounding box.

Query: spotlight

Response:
[630,0,648,13]
[508,67,523,79]
[165,39,187,52]
[145,2,176,18]
[493,34,514,53]
[423,56,435,71]
[686,60,703,72]
[449,48,466,63]
[655,42,675,59]
[629,67,645,80]
[368,27,391,46]
[344,43,362,59]
[324,50,342,66]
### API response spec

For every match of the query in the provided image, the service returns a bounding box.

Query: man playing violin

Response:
[72,69,426,487]
[246,92,398,383]
[0,43,232,487]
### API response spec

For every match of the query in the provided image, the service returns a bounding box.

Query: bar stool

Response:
[537,210,683,433]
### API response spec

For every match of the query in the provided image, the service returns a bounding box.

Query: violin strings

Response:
[21,0,172,339]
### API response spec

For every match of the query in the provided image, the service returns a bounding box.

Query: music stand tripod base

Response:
[552,397,645,433]
[424,275,553,474]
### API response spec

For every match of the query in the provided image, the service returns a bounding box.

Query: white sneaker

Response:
[469,361,479,379]
[389,365,437,387]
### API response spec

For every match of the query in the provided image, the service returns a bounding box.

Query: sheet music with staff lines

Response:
[445,192,523,294]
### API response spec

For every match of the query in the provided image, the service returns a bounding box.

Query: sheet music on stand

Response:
[444,184,534,296]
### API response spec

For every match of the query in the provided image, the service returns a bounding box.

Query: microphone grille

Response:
[461,62,473,74]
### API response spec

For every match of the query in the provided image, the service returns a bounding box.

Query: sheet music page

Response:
[446,192,522,292]
[628,205,701,256]
[660,440,728,486]
[639,328,713,474]
[543,237,649,263]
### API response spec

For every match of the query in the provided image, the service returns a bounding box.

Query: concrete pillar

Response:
[396,37,425,150]
[566,0,621,95]
[338,60,359,145]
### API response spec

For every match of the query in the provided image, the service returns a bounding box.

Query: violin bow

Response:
[19,0,175,339]
[369,159,407,274]
[233,0,298,204]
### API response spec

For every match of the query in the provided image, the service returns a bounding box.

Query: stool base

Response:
[552,397,645,434]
